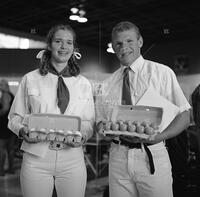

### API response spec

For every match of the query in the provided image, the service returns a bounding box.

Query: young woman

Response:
[8,24,95,197]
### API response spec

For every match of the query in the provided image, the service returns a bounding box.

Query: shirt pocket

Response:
[28,88,43,113]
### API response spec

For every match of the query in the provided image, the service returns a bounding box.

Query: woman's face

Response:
[49,29,74,64]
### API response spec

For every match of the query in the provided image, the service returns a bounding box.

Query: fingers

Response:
[96,121,104,135]
[65,141,82,148]
[19,127,28,138]
[19,127,42,143]
[26,136,42,143]
[141,133,160,145]
[147,133,157,141]
[19,127,29,142]
[63,135,83,148]
[24,133,42,143]
[120,135,142,143]
[81,135,87,144]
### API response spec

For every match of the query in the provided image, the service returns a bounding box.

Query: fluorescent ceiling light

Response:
[107,43,115,53]
[70,7,79,14]
[19,38,29,49]
[77,17,88,23]
[0,32,46,49]
[69,14,79,21]
[8,81,19,86]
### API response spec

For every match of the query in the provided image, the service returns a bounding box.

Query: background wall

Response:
[0,45,112,76]
[0,45,114,94]
[1,37,200,97]
[143,38,200,74]
[0,49,39,76]
[141,38,200,102]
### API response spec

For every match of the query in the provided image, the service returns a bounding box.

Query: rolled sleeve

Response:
[8,76,29,136]
[163,68,191,112]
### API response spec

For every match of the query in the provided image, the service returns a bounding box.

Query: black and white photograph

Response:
[1,0,200,197]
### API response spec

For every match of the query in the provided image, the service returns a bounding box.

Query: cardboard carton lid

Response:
[28,113,81,132]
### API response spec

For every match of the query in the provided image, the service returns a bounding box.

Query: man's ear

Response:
[138,36,143,48]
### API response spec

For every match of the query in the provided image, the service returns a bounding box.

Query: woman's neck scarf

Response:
[48,64,71,114]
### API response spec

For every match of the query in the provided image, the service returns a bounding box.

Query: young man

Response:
[96,21,191,197]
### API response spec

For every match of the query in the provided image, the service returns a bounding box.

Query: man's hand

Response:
[119,135,142,143]
[143,132,163,144]
[95,121,116,141]
[119,132,163,145]
[133,132,163,145]
[95,121,104,136]
[19,127,41,143]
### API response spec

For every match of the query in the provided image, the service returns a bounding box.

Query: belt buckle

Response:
[49,141,65,150]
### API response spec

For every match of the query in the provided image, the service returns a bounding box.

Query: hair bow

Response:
[36,50,45,59]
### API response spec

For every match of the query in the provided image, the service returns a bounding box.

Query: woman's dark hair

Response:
[39,24,80,76]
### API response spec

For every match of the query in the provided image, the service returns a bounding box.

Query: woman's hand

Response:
[64,134,87,148]
[19,127,41,143]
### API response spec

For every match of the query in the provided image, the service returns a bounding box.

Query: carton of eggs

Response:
[102,120,158,137]
[28,128,82,142]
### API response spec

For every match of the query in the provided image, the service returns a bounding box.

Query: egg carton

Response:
[28,113,82,142]
[28,129,82,142]
[102,105,163,139]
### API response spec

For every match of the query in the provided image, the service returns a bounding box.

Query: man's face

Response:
[112,29,143,67]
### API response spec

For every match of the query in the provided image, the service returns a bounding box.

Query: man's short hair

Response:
[111,21,141,40]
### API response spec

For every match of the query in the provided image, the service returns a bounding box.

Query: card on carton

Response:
[136,87,180,132]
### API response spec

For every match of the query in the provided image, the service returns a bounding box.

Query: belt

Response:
[49,141,67,150]
[112,138,155,174]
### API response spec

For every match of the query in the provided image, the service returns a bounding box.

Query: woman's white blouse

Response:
[8,69,95,156]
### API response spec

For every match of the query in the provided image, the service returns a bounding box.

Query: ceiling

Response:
[0,0,200,52]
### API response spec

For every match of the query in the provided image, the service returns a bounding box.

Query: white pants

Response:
[109,142,173,197]
[20,147,86,197]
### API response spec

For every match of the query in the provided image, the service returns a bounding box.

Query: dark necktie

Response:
[120,67,155,174]
[121,67,132,105]
[49,64,71,114]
